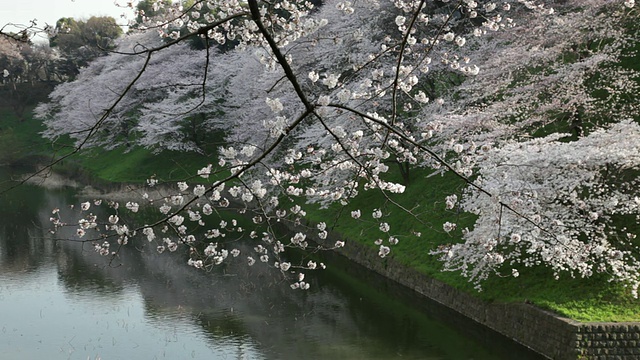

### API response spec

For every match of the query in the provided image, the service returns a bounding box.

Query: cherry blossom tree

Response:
[0,33,60,118]
[35,0,640,296]
[48,16,124,79]
[37,30,230,152]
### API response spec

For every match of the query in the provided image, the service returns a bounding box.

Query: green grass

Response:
[0,106,218,185]
[301,167,640,323]
[76,146,216,184]
[0,108,50,164]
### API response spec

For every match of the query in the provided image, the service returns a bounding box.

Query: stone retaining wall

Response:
[577,324,640,359]
[304,226,640,360]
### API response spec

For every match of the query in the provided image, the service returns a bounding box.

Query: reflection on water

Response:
[0,170,543,359]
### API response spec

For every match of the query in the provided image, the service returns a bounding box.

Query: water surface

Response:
[0,170,543,359]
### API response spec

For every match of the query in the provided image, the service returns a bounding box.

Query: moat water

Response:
[0,168,543,359]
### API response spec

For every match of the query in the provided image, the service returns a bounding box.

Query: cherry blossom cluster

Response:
[433,120,640,296]
[40,0,640,295]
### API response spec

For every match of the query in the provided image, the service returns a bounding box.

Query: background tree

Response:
[38,30,230,152]
[134,0,173,25]
[0,35,58,119]
[49,16,123,79]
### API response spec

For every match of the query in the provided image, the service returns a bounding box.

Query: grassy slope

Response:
[303,167,640,322]
[77,146,216,183]
[0,107,217,185]
[0,108,50,164]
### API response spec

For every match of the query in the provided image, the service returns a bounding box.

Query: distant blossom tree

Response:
[34,0,640,296]
[0,34,60,118]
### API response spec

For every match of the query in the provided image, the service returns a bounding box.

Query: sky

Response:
[0,0,135,41]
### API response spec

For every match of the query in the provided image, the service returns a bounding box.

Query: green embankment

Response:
[0,107,218,184]
[78,146,217,183]
[0,108,50,165]
[302,169,640,323]
[2,106,639,322]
